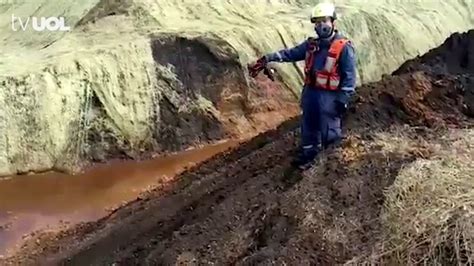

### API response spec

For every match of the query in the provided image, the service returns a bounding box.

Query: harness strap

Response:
[326,39,349,72]
[304,37,318,85]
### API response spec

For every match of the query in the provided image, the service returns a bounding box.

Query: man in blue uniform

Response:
[248,2,357,168]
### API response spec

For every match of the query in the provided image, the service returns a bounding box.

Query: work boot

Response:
[291,146,319,169]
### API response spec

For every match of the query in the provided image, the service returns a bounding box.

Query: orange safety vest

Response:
[304,37,350,91]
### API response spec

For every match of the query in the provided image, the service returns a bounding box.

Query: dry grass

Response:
[349,128,474,265]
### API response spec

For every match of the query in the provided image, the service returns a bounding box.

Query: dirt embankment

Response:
[3,29,474,266]
[85,34,298,164]
[347,30,474,131]
[392,29,474,118]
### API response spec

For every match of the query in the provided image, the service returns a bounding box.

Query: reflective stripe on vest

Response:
[316,72,339,90]
[305,38,350,91]
[316,74,327,87]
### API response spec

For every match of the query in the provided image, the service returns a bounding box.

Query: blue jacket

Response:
[265,32,357,93]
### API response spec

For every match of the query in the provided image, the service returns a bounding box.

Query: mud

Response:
[349,71,473,130]
[392,29,474,118]
[2,30,474,265]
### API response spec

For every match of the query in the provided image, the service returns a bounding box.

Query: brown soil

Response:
[2,30,474,265]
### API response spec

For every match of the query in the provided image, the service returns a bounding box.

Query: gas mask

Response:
[315,23,333,39]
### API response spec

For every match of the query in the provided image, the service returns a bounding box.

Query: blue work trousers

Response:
[300,87,343,152]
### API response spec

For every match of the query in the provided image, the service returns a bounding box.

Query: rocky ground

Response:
[2,29,474,266]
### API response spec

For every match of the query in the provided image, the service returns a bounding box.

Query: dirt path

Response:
[2,30,474,265]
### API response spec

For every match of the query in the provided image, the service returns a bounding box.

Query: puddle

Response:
[0,140,239,256]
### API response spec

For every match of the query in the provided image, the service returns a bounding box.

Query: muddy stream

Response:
[0,140,239,256]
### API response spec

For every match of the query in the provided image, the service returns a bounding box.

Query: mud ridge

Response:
[393,29,474,75]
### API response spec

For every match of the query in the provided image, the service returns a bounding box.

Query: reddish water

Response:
[0,140,239,256]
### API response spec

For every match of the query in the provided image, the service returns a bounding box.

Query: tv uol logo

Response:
[11,14,71,32]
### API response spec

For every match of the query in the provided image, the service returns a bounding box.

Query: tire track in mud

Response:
[105,137,296,265]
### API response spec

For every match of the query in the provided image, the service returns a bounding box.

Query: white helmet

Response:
[310,2,337,22]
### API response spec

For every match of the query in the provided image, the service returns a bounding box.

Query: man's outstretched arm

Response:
[264,40,308,63]
[248,40,308,78]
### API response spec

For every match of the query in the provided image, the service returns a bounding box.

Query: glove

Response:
[248,56,267,78]
[335,91,351,117]
[263,66,275,81]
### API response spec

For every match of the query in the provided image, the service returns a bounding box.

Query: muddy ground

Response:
[2,30,474,265]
